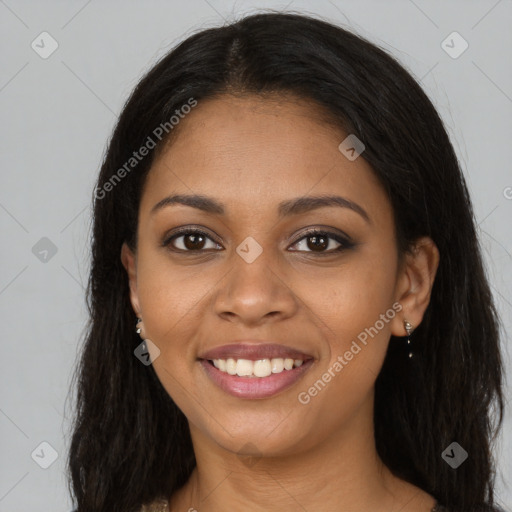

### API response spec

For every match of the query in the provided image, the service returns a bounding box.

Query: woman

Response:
[67,11,505,512]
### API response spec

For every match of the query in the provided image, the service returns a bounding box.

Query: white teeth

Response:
[211,357,306,377]
[271,358,284,373]
[236,359,253,376]
[226,358,237,375]
[253,359,272,377]
[284,358,294,370]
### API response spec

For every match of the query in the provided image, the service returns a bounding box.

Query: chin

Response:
[200,410,316,459]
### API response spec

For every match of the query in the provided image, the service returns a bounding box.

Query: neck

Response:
[169,397,435,512]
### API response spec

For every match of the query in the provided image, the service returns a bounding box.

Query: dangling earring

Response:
[133,316,161,365]
[404,320,413,358]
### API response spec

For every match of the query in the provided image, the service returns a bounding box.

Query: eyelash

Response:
[162,227,354,255]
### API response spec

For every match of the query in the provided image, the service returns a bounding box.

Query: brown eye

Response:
[181,233,207,250]
[305,234,330,252]
[289,229,353,254]
[164,229,222,252]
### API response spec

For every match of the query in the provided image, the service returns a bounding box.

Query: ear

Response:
[390,236,440,336]
[121,242,141,317]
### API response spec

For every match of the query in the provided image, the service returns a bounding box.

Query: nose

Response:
[212,245,299,326]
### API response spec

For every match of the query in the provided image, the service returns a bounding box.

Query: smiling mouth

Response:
[200,356,314,399]
[207,357,310,378]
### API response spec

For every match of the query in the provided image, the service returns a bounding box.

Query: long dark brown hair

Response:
[66,11,505,512]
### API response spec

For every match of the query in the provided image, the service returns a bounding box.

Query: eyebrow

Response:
[150,193,371,223]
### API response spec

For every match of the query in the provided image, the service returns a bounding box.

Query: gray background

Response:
[1,1,511,510]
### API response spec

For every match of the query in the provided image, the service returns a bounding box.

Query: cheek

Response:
[134,249,211,369]
[135,253,208,421]
[301,243,398,381]
[291,266,397,437]
[136,242,201,322]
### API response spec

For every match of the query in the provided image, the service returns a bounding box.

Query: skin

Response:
[121,94,440,512]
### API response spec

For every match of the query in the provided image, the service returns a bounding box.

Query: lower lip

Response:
[200,359,313,399]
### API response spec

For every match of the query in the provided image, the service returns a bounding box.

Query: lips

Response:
[198,342,315,399]
[199,342,313,361]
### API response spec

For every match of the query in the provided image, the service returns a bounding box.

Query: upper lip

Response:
[199,342,314,361]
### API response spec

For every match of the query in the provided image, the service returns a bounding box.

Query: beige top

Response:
[140,499,170,511]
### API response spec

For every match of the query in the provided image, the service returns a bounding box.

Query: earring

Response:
[404,320,413,358]
[135,317,144,338]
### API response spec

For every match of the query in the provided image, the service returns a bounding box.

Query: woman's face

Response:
[122,94,423,459]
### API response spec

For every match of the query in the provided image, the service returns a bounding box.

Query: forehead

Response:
[141,94,389,224]
[154,93,347,173]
